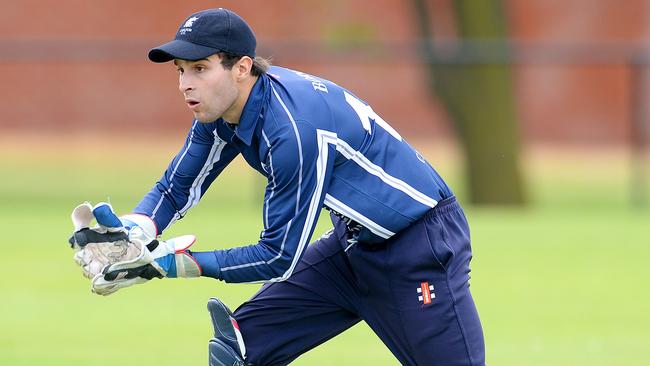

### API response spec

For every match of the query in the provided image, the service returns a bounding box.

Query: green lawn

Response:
[1,138,648,365]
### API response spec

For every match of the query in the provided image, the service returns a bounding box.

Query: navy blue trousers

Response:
[233,197,485,365]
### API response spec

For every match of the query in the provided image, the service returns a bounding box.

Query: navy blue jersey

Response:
[134,66,453,283]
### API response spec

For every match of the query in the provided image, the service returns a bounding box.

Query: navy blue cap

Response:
[148,8,256,63]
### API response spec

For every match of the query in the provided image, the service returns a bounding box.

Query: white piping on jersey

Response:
[274,129,337,282]
[261,130,276,229]
[266,219,293,266]
[269,88,337,282]
[220,127,294,273]
[335,139,438,208]
[266,84,307,282]
[151,121,197,222]
[166,129,226,230]
[220,219,293,273]
[324,194,395,239]
[217,261,266,271]
[229,129,336,283]
[222,86,334,283]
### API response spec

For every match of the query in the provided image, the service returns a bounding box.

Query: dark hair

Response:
[218,52,270,76]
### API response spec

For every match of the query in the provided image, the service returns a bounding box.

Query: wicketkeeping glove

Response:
[68,202,202,296]
[69,202,156,279]
[92,234,202,296]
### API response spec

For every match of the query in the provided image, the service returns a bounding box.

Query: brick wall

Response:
[1,0,648,144]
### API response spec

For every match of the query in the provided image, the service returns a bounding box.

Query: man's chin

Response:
[193,112,220,123]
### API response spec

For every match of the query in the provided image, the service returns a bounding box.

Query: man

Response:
[69,8,485,366]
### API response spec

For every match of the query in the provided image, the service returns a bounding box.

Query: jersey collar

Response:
[234,74,269,146]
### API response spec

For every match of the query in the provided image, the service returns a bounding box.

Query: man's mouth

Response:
[186,99,200,110]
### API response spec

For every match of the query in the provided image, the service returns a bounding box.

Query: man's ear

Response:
[235,56,253,80]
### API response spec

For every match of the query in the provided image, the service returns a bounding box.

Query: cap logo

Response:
[179,16,199,35]
[184,16,199,27]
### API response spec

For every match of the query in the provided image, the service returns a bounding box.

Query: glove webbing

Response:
[68,228,128,248]
[102,240,164,281]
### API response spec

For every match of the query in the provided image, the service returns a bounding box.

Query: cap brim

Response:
[148,39,221,63]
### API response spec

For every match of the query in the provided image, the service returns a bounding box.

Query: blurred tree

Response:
[412,0,526,205]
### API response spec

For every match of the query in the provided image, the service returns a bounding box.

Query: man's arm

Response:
[193,122,336,283]
[134,120,239,234]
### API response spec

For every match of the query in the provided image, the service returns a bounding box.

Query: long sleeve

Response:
[209,122,336,283]
[133,120,239,234]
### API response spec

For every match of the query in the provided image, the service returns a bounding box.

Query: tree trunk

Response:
[412,0,526,205]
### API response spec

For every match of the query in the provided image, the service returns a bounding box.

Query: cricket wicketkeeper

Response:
[68,8,485,366]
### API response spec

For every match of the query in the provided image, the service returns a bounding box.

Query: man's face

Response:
[175,54,238,123]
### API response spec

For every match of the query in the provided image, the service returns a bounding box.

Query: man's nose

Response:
[179,75,193,93]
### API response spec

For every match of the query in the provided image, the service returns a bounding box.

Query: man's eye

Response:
[194,65,205,72]
[176,68,184,74]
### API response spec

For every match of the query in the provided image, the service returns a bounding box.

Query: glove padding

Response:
[92,234,200,296]
[69,202,154,280]
[68,202,200,296]
[73,232,142,279]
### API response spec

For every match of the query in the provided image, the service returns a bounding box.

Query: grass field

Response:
[1,135,648,365]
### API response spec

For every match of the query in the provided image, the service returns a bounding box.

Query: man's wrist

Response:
[189,251,222,280]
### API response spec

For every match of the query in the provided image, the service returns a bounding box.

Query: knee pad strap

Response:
[209,338,245,366]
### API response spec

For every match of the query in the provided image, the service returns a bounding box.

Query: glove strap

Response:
[120,213,158,239]
[175,251,202,278]
[151,235,202,278]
